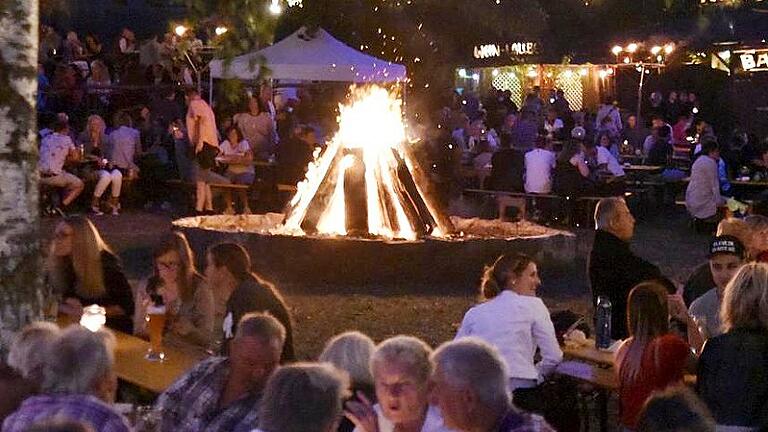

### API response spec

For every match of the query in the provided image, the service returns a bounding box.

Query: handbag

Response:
[196,142,219,170]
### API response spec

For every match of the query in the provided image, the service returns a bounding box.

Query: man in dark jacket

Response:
[589,197,661,339]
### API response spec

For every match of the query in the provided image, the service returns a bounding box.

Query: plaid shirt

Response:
[497,409,555,432]
[155,357,262,432]
[1,394,131,432]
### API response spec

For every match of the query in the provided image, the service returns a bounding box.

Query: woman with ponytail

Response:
[455,253,562,394]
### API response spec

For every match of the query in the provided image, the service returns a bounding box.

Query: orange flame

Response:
[280,85,451,240]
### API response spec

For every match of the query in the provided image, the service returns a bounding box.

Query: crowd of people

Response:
[439,85,768,226]
[0,195,766,431]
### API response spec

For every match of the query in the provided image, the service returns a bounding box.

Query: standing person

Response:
[233,96,277,161]
[107,113,141,191]
[185,87,229,214]
[430,338,555,432]
[218,126,254,214]
[133,232,215,348]
[685,138,725,230]
[155,313,286,432]
[615,282,692,430]
[46,217,134,333]
[80,115,122,216]
[39,119,84,212]
[345,336,452,432]
[455,253,563,420]
[589,198,661,339]
[524,137,556,194]
[697,263,768,430]
[689,236,746,340]
[595,97,622,134]
[205,243,295,361]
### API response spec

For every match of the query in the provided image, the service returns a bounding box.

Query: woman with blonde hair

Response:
[744,215,768,262]
[78,114,123,215]
[697,263,768,430]
[615,281,692,430]
[46,216,134,332]
[133,232,215,347]
[319,331,376,432]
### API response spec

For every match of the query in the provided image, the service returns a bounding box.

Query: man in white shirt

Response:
[39,120,84,208]
[524,139,556,194]
[596,144,625,177]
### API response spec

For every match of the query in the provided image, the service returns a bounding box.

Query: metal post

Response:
[637,63,645,121]
[209,72,214,104]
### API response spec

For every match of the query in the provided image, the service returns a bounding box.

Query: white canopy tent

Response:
[208,27,407,83]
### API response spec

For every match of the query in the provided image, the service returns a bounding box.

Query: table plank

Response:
[111,331,207,394]
[555,361,618,390]
[562,340,615,367]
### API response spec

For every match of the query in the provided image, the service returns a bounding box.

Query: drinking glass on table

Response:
[144,303,167,361]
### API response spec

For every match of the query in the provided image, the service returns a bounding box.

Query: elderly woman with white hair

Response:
[255,363,349,432]
[319,331,376,432]
[1,322,61,424]
[430,338,554,432]
[2,326,131,432]
[346,335,452,432]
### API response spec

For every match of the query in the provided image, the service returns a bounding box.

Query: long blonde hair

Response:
[721,263,768,332]
[620,282,670,382]
[50,216,112,299]
[86,114,106,136]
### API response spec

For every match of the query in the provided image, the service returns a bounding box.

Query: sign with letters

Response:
[735,49,768,73]
[473,42,538,59]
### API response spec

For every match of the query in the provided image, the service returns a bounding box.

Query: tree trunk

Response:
[0,0,43,353]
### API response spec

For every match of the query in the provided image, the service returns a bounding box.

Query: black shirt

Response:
[223,276,295,362]
[588,230,662,339]
[486,148,524,192]
[59,251,135,333]
[697,327,768,429]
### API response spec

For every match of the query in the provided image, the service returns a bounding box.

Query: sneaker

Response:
[111,206,120,216]
[91,205,104,216]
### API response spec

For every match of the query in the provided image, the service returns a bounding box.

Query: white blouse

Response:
[456,290,562,382]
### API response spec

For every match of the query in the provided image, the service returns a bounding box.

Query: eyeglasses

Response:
[157,261,181,270]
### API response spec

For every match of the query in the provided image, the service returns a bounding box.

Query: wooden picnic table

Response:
[58,317,208,393]
[623,164,663,173]
[731,180,768,188]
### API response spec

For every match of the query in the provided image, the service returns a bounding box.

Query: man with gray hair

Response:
[156,312,286,432]
[589,197,661,339]
[2,326,130,432]
[430,338,554,432]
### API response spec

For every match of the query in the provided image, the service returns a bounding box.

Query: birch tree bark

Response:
[0,0,42,352]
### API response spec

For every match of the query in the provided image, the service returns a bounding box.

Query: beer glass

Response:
[144,304,167,361]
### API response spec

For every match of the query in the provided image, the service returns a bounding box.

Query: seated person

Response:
[278,125,317,186]
[543,110,564,141]
[596,132,625,177]
[257,363,349,432]
[745,215,768,262]
[485,136,523,192]
[46,216,134,333]
[156,313,285,432]
[636,386,715,432]
[39,119,84,212]
[684,218,751,305]
[346,336,453,432]
[218,125,255,214]
[430,338,555,432]
[2,327,131,432]
[107,112,142,180]
[133,232,215,348]
[697,263,768,430]
[689,236,746,340]
[205,243,295,361]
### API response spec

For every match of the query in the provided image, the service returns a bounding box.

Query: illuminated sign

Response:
[473,42,538,59]
[736,49,768,72]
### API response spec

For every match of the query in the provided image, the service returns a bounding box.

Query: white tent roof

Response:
[209,27,407,82]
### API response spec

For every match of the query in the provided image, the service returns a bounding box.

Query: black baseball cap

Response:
[708,235,746,259]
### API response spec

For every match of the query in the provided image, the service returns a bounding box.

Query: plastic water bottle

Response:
[596,296,612,350]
